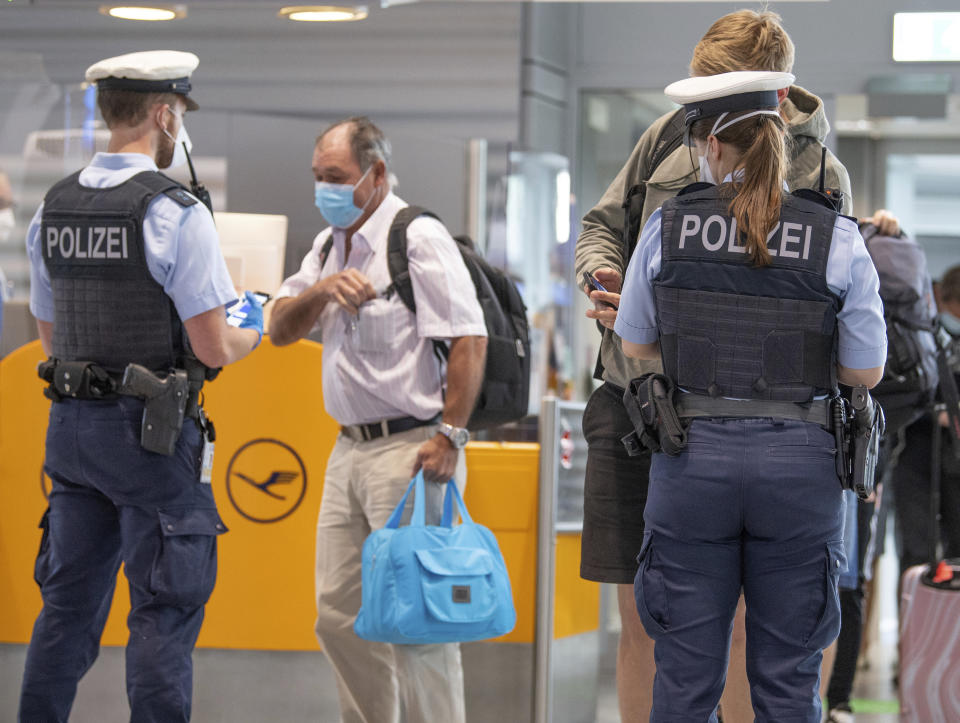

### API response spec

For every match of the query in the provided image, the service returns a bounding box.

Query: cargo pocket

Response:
[33,508,53,587]
[803,542,845,650]
[150,507,228,608]
[634,531,670,638]
[413,547,497,625]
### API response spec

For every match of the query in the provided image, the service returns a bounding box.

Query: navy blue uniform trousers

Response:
[635,418,845,723]
[19,397,226,723]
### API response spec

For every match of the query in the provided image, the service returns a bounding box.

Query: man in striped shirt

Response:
[269,116,487,723]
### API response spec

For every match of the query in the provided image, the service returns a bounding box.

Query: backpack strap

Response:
[596,109,685,382]
[384,205,441,314]
[318,236,334,270]
[621,108,686,259]
[318,206,443,312]
[382,206,454,383]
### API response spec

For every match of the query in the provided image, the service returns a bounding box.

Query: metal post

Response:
[466,138,488,252]
[534,396,558,723]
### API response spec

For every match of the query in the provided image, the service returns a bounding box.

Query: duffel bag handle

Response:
[440,479,472,527]
[384,472,471,530]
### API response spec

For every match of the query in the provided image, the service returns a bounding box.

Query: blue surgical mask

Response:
[314,166,374,229]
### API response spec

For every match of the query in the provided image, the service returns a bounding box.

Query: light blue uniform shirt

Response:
[27,152,236,323]
[614,186,887,371]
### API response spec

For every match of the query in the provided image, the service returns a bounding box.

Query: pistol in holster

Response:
[847,385,885,500]
[120,364,190,456]
[621,373,687,457]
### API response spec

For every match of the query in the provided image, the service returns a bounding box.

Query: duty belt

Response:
[622,371,837,459]
[38,358,204,456]
[341,414,441,443]
[674,393,834,429]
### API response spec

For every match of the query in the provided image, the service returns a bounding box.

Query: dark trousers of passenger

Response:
[891,414,960,577]
[635,418,845,723]
[825,496,875,711]
[580,381,651,584]
[18,397,224,723]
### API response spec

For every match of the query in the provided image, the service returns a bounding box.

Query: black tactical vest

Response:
[655,185,840,402]
[41,170,198,374]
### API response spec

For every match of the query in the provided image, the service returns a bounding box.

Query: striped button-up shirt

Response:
[276,193,486,425]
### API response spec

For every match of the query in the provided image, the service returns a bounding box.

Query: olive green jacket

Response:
[575,85,853,388]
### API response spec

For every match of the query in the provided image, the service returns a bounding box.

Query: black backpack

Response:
[320,206,530,430]
[620,108,687,262]
[861,223,939,435]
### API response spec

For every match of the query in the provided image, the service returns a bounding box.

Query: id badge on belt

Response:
[198,409,216,484]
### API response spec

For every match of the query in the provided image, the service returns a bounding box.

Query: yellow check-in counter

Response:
[0,339,600,719]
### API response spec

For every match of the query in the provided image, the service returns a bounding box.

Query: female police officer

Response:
[613,71,885,722]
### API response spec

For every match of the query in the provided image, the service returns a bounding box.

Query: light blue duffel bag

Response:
[354,471,516,644]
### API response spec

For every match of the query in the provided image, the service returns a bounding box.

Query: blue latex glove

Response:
[227,290,264,348]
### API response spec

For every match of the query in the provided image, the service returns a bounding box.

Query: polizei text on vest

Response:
[46,225,129,260]
[678,215,813,259]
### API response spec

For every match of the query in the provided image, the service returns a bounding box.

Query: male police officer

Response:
[19,50,262,723]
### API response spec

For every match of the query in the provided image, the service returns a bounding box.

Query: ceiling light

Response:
[99,5,186,21]
[279,5,368,22]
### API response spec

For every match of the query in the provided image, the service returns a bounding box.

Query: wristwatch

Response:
[438,422,470,449]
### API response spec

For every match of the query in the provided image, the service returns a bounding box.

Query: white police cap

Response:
[665,71,794,131]
[85,50,199,111]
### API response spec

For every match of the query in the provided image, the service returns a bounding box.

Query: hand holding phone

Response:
[226,290,271,328]
[582,272,617,309]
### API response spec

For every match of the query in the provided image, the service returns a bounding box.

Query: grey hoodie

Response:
[575,85,853,388]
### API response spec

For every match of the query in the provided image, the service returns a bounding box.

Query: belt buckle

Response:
[344,418,395,443]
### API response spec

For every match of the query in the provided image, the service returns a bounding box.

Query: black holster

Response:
[621,373,688,457]
[38,358,118,402]
[37,357,194,456]
[832,395,852,490]
[848,385,885,500]
[119,364,190,456]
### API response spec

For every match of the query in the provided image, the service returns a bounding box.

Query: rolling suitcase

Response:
[898,408,960,723]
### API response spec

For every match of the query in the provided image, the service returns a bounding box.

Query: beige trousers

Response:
[315,424,467,723]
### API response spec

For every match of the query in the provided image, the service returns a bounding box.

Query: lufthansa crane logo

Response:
[225,439,308,523]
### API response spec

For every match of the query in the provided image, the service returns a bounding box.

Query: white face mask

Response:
[0,207,14,243]
[698,154,716,185]
[161,113,192,170]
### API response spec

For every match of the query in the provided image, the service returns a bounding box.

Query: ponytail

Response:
[691,112,788,267]
[727,117,787,266]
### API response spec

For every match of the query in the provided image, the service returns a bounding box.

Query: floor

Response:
[0,545,904,723]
